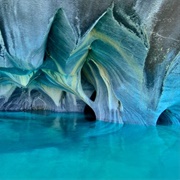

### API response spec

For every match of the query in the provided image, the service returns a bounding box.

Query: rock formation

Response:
[0,0,179,125]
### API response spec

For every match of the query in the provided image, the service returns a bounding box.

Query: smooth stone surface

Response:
[0,0,179,125]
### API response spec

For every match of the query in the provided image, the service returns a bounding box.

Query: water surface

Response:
[0,111,179,180]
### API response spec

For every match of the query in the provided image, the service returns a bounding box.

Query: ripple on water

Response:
[0,111,179,180]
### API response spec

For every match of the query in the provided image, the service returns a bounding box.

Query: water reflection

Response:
[0,112,179,179]
[0,111,122,153]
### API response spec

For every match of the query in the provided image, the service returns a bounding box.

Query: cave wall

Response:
[0,0,180,125]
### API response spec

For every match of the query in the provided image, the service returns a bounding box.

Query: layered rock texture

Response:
[0,0,179,125]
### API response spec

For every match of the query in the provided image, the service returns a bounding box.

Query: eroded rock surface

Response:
[0,0,179,125]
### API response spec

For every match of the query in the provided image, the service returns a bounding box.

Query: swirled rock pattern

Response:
[0,0,179,125]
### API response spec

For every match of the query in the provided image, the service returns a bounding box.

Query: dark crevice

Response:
[4,87,23,104]
[30,89,40,96]
[157,109,172,126]
[81,69,96,98]
[84,91,96,121]
[89,91,96,102]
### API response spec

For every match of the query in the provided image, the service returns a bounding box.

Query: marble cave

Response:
[0,0,180,126]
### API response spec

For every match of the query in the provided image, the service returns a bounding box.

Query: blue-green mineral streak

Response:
[0,0,179,125]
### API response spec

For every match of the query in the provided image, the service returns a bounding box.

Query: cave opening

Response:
[84,91,96,121]
[157,109,172,126]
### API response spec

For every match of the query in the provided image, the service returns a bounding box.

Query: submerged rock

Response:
[0,0,179,125]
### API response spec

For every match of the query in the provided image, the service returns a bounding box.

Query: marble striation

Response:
[0,0,180,125]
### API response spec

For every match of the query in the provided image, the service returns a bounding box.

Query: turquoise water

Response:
[0,111,179,180]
